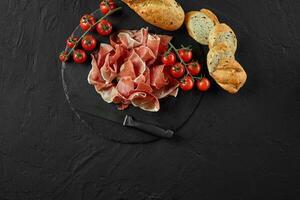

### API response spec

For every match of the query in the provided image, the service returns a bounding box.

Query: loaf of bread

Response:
[185,8,247,94]
[211,58,247,94]
[122,0,185,31]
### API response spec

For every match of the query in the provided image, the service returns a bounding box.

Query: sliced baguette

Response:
[207,43,235,73]
[208,23,238,54]
[200,9,219,25]
[211,58,247,94]
[185,11,216,45]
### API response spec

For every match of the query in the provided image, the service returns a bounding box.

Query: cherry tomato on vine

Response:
[100,0,117,14]
[81,35,97,51]
[80,14,96,31]
[196,77,211,92]
[178,49,193,63]
[161,52,176,66]
[73,49,87,64]
[66,37,79,48]
[59,51,69,62]
[96,19,113,36]
[187,62,201,76]
[170,63,185,78]
[180,76,194,91]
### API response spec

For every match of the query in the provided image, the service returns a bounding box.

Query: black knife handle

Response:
[123,115,174,138]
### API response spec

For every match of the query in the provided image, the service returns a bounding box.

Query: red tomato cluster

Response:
[59,0,117,64]
[161,47,211,92]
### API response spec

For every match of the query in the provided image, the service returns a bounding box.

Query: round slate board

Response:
[62,1,207,144]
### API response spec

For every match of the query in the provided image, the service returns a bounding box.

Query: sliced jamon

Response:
[97,86,119,103]
[118,60,136,80]
[169,88,179,97]
[135,46,156,66]
[88,55,111,91]
[152,66,179,99]
[152,75,179,99]
[128,50,146,76]
[146,34,161,57]
[97,44,114,66]
[88,28,179,112]
[136,82,153,93]
[158,35,173,54]
[116,76,135,98]
[129,91,160,112]
[134,67,150,86]
[100,54,118,83]
[150,65,168,89]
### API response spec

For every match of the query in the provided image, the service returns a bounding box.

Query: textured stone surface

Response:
[0,0,299,199]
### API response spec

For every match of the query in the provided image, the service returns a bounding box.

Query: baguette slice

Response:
[208,23,237,53]
[200,9,219,25]
[122,0,185,31]
[207,43,235,73]
[211,58,247,94]
[185,11,217,45]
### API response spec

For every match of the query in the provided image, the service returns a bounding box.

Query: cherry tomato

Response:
[178,49,193,63]
[196,77,211,92]
[59,51,69,62]
[161,52,176,66]
[80,14,96,31]
[81,35,97,51]
[66,37,78,48]
[96,19,113,36]
[187,62,201,76]
[100,0,117,15]
[73,49,87,64]
[180,76,194,91]
[170,63,185,78]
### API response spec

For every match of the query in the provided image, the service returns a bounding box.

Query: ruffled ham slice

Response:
[88,28,179,112]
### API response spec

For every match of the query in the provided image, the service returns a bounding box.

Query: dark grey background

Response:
[0,0,299,199]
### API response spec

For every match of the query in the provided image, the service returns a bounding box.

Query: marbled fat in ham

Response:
[88,28,179,112]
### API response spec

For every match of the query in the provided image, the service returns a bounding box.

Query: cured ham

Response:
[88,28,179,112]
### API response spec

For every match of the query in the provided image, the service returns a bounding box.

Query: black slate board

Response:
[62,2,207,143]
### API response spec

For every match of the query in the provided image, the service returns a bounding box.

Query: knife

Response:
[76,108,175,139]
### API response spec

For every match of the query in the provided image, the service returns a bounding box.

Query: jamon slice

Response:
[129,91,160,112]
[150,65,168,90]
[116,76,135,98]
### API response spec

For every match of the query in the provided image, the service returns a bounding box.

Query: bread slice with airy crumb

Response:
[208,23,238,53]
[211,58,247,94]
[207,43,235,73]
[185,11,217,45]
[200,9,219,25]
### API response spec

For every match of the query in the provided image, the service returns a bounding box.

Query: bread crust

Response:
[211,58,247,94]
[208,23,237,53]
[200,9,219,25]
[122,0,185,31]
